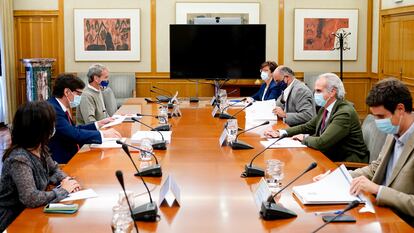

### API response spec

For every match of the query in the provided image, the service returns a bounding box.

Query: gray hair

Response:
[87,63,107,83]
[278,66,295,78]
[318,73,346,100]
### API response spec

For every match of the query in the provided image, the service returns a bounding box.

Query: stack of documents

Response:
[90,138,126,149]
[245,100,277,121]
[131,131,172,144]
[260,137,306,148]
[292,165,363,204]
[60,188,98,202]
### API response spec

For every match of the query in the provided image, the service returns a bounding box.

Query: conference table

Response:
[8,98,412,233]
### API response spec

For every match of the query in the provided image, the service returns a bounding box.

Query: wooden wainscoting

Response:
[14,10,63,105]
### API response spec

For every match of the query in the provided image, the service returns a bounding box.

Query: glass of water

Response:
[139,138,153,161]
[158,105,168,125]
[226,119,238,145]
[265,159,284,192]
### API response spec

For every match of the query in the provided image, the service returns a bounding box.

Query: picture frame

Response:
[294,9,358,60]
[74,9,140,61]
[175,3,260,24]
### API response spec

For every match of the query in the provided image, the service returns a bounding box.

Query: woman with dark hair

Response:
[0,101,81,231]
[248,61,286,102]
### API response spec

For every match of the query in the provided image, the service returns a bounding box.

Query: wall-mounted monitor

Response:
[169,24,266,80]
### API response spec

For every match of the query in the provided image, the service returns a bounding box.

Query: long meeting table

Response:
[7,98,412,232]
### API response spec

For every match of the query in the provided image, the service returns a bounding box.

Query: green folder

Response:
[43,203,79,214]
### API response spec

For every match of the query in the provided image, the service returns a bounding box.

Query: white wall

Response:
[284,0,368,72]
[14,0,58,10]
[64,0,151,72]
[382,0,414,9]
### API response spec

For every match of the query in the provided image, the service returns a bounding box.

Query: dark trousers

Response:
[0,205,25,232]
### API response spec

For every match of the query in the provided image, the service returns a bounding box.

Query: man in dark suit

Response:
[249,61,286,102]
[272,66,315,126]
[48,74,121,164]
[265,73,369,163]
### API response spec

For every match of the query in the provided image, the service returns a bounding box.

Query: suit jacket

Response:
[351,134,414,226]
[285,99,369,163]
[251,80,286,101]
[276,79,315,126]
[76,86,108,124]
[47,98,102,164]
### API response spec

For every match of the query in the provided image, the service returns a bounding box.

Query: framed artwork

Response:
[175,3,260,24]
[294,9,358,60]
[74,9,140,61]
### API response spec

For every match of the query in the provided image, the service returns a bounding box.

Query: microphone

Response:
[224,102,253,120]
[241,134,287,177]
[231,121,270,150]
[131,117,168,150]
[119,145,159,221]
[218,98,247,119]
[152,86,173,97]
[117,140,162,177]
[150,89,171,103]
[211,79,230,106]
[136,113,172,119]
[260,162,317,220]
[311,200,360,233]
[115,170,140,232]
[225,89,239,96]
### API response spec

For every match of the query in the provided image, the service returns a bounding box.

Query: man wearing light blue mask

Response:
[265,73,369,163]
[76,64,113,124]
[47,73,122,164]
[347,78,414,227]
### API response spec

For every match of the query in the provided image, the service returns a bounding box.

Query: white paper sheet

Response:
[260,137,307,148]
[101,115,126,128]
[245,100,277,121]
[90,138,126,148]
[60,188,98,202]
[130,131,172,144]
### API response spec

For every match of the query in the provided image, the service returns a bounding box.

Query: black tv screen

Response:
[170,24,266,79]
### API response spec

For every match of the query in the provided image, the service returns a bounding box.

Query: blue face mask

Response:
[101,80,109,88]
[375,117,400,134]
[70,95,82,108]
[314,93,327,107]
[260,71,269,81]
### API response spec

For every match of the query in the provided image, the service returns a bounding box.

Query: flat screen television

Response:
[170,24,266,79]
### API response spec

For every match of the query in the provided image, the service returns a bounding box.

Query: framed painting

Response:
[294,9,358,60]
[74,9,140,61]
[175,3,260,24]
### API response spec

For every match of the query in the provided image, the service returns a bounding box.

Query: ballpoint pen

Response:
[314,210,342,216]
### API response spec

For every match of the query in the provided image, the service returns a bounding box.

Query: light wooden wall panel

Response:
[14,11,62,105]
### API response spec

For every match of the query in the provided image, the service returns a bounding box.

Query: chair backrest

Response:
[102,87,118,116]
[361,114,388,162]
[303,72,323,91]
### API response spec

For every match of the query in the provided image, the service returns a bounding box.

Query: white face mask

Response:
[260,71,269,81]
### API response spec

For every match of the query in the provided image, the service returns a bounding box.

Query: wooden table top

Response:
[7,99,412,233]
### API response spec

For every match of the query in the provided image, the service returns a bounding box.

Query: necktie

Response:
[65,111,80,151]
[320,109,329,134]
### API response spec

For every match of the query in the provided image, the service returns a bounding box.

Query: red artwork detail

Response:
[303,18,349,50]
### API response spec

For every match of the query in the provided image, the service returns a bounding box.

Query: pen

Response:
[314,210,342,216]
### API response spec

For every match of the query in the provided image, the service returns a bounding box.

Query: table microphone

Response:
[119,145,159,221]
[211,79,230,106]
[231,121,269,150]
[229,102,253,119]
[115,170,140,232]
[218,97,246,119]
[260,162,317,220]
[137,113,172,119]
[241,134,287,177]
[150,89,171,103]
[132,116,170,132]
[117,140,162,177]
[131,117,168,150]
[152,86,173,97]
[311,200,360,233]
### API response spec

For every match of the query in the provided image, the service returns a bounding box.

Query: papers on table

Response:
[260,137,307,148]
[90,138,126,149]
[101,115,126,128]
[245,100,277,121]
[244,120,276,137]
[292,165,365,204]
[228,99,248,108]
[60,188,98,202]
[131,131,172,144]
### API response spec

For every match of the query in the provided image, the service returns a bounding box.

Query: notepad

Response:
[292,165,364,204]
[60,188,98,202]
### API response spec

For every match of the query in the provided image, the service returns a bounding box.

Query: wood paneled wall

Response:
[14,10,63,105]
